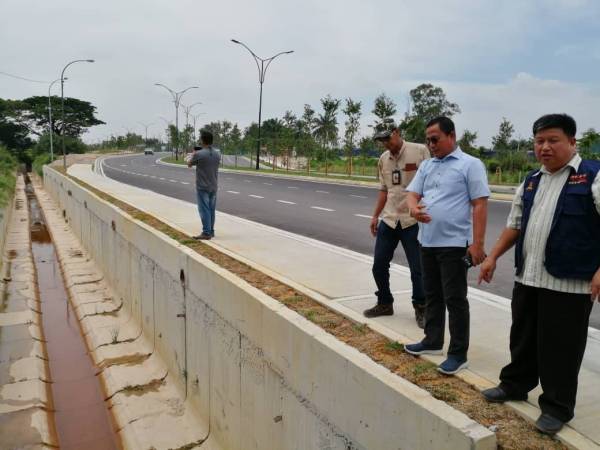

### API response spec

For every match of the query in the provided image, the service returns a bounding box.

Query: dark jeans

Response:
[499,283,592,422]
[196,189,217,236]
[372,222,424,306]
[420,246,469,358]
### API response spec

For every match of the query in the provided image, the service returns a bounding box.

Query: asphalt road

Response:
[102,153,599,329]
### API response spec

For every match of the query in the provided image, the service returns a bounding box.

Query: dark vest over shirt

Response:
[515,159,600,280]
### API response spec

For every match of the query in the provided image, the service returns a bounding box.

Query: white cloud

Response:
[0,0,598,146]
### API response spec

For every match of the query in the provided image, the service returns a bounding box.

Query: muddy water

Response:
[27,181,121,450]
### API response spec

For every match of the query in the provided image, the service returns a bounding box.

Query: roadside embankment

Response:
[42,164,496,449]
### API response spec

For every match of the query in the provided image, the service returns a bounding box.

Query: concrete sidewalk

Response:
[69,163,600,449]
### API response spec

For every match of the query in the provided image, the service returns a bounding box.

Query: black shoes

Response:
[194,233,212,240]
[413,304,426,329]
[535,413,564,435]
[481,386,527,403]
[363,303,394,318]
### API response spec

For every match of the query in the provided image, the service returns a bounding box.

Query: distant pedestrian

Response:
[404,116,490,375]
[188,130,221,240]
[362,124,430,328]
[478,113,600,435]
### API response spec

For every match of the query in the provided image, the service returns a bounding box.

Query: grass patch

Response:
[58,164,566,450]
[0,146,17,208]
[385,341,404,352]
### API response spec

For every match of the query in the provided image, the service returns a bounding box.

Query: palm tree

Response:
[313,95,341,175]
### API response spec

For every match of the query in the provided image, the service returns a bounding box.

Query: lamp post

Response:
[231,39,293,170]
[48,77,65,163]
[60,59,94,170]
[191,112,206,144]
[154,83,198,160]
[181,102,202,129]
[159,116,173,154]
[138,122,154,144]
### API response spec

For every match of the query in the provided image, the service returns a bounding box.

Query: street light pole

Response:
[231,39,293,170]
[154,83,198,160]
[60,59,94,171]
[48,77,65,163]
[191,112,206,144]
[138,122,154,144]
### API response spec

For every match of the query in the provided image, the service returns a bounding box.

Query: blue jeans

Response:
[372,221,425,306]
[196,189,217,236]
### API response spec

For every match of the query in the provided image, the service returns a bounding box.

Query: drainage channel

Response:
[26,177,121,450]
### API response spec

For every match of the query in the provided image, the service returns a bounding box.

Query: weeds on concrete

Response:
[110,326,119,344]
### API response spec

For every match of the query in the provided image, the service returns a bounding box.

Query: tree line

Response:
[1,83,599,173]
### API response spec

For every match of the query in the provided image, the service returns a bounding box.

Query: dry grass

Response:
[61,168,567,449]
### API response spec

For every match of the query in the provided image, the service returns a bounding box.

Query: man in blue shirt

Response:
[404,116,490,375]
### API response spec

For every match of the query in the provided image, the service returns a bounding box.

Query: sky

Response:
[1,0,599,146]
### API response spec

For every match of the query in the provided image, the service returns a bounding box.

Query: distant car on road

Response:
[144,148,154,155]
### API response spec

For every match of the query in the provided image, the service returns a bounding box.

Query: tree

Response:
[313,95,341,175]
[399,84,460,143]
[371,93,396,132]
[578,128,600,151]
[343,98,362,175]
[492,117,515,151]
[6,96,104,138]
[458,130,478,155]
[298,104,317,172]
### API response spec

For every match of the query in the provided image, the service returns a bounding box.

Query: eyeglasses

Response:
[425,136,440,145]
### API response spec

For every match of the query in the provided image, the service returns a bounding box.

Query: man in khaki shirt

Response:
[364,123,430,327]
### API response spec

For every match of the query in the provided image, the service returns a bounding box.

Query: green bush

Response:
[32,153,51,177]
[0,145,18,208]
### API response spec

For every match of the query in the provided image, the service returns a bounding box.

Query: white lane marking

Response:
[263,182,272,185]
[287,186,299,189]
[354,214,372,219]
[249,194,264,199]
[350,194,367,199]
[244,180,253,183]
[316,190,329,194]
[277,200,296,205]
[150,175,156,178]
[227,190,240,194]
[311,206,335,212]
[169,179,178,183]
[142,174,148,177]
[120,164,127,167]
[159,177,166,180]
[181,181,190,185]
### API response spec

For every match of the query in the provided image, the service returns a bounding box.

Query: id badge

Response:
[392,169,401,185]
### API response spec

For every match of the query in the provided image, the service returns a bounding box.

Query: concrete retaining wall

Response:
[43,166,496,450]
[0,174,16,272]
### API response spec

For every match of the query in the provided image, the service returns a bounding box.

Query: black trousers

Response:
[420,247,469,358]
[499,283,593,422]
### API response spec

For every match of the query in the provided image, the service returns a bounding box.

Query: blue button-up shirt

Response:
[406,147,490,247]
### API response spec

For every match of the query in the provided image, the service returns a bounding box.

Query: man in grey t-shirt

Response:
[187,130,221,240]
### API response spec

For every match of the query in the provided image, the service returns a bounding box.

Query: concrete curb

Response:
[156,155,518,199]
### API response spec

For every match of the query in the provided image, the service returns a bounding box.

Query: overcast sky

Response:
[2,0,599,146]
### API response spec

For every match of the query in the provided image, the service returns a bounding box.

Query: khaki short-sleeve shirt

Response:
[378,141,430,229]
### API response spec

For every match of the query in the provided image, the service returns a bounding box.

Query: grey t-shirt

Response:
[189,146,221,192]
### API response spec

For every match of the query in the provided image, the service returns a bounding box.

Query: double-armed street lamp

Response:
[48,77,66,163]
[154,83,198,160]
[138,122,154,144]
[231,39,293,170]
[60,59,94,170]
